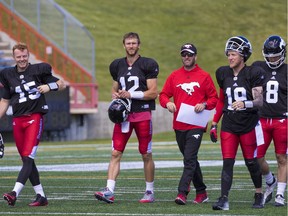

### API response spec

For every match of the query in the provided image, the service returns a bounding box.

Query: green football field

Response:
[0,139,286,216]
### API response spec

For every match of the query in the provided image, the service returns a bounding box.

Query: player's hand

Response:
[0,133,4,158]
[210,125,218,143]
[37,84,50,94]
[118,90,130,99]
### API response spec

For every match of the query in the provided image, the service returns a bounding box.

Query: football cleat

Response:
[139,190,154,203]
[94,187,114,204]
[29,194,48,206]
[263,175,277,204]
[3,191,17,206]
[193,191,209,204]
[175,193,187,205]
[274,194,285,207]
[252,193,264,209]
[212,196,229,210]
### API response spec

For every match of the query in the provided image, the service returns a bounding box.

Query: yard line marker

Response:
[0,160,276,172]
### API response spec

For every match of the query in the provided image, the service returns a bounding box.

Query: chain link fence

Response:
[0,0,95,78]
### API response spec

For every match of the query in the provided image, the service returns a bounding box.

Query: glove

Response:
[210,125,218,143]
[0,133,4,158]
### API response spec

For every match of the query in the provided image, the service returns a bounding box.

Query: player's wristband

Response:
[244,100,253,108]
[130,91,144,99]
[202,102,207,108]
[47,82,59,91]
[211,124,217,130]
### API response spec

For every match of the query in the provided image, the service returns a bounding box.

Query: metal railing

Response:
[0,0,98,112]
[1,0,95,76]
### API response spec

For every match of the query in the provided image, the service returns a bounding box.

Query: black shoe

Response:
[29,194,48,207]
[252,193,264,208]
[212,196,229,210]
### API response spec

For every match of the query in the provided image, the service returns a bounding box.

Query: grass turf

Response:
[54,0,287,101]
[0,138,286,216]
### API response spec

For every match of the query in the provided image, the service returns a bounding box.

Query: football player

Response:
[210,36,265,210]
[252,35,287,207]
[0,42,66,206]
[94,32,159,203]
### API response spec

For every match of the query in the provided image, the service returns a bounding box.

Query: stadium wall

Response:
[65,102,174,141]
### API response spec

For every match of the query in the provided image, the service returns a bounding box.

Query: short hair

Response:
[122,32,140,44]
[12,42,29,55]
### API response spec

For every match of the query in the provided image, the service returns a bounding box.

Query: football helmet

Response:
[262,35,286,69]
[225,36,252,62]
[108,98,131,123]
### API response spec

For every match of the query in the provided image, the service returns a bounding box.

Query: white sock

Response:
[12,182,24,197]
[146,181,154,193]
[264,172,274,185]
[33,184,45,197]
[276,182,287,196]
[107,179,116,193]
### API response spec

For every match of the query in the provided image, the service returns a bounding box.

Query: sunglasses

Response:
[181,52,194,57]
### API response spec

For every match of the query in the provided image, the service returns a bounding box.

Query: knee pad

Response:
[22,156,33,165]
[245,158,260,172]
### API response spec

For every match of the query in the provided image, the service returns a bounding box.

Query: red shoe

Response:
[175,194,187,205]
[29,194,48,206]
[193,192,209,204]
[3,191,17,206]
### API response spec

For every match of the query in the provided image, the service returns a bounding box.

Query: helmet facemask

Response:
[225,36,252,62]
[262,35,286,69]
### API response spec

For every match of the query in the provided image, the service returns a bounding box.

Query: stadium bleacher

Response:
[0,40,14,71]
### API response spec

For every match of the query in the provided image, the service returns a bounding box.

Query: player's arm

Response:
[37,79,66,93]
[234,86,263,109]
[251,86,263,108]
[111,81,120,99]
[0,98,10,119]
[142,78,158,100]
[0,98,8,158]
[56,79,66,91]
[210,88,224,143]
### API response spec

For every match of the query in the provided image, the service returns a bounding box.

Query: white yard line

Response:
[0,160,277,172]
